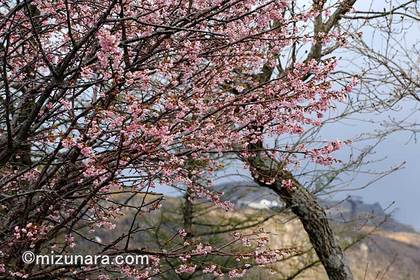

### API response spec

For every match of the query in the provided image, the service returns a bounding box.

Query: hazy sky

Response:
[333,0,420,229]
[321,102,420,230]
[348,128,420,230]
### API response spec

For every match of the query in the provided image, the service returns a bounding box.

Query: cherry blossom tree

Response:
[0,0,381,279]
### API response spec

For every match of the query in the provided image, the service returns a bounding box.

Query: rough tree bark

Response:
[245,142,354,280]
[269,180,353,280]
[183,186,194,240]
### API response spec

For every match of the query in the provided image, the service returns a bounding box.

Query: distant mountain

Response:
[75,185,420,280]
[213,181,416,233]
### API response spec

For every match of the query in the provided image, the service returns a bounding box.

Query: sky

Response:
[320,101,420,230]
[332,0,420,229]
[349,128,420,230]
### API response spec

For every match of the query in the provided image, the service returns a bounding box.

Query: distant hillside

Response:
[214,182,416,233]
[77,184,420,280]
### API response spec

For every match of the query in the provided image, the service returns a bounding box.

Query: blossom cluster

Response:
[0,0,353,278]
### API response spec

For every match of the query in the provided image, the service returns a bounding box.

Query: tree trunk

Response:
[183,186,194,240]
[269,181,353,280]
[246,144,353,280]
